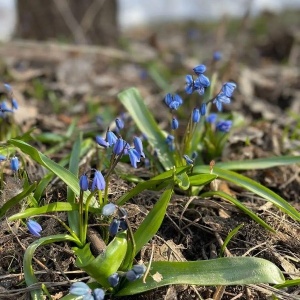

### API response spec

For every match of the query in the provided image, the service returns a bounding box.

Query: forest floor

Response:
[0,9,300,300]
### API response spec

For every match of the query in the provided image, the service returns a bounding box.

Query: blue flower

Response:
[133,136,145,158]
[109,218,120,236]
[128,148,140,168]
[119,219,128,230]
[183,154,194,165]
[216,120,232,132]
[108,273,119,287]
[185,75,195,94]
[164,93,183,110]
[4,83,12,92]
[213,51,222,61]
[192,108,200,123]
[96,136,108,148]
[0,155,6,161]
[165,134,174,144]
[191,151,198,160]
[194,74,210,95]
[126,270,139,281]
[0,102,13,113]
[10,156,19,171]
[93,288,105,300]
[113,138,126,155]
[102,203,116,216]
[193,64,206,75]
[91,170,105,191]
[79,174,89,191]
[221,82,236,97]
[171,117,179,130]
[12,99,18,110]
[115,118,124,130]
[69,282,92,297]
[213,92,231,111]
[200,103,206,116]
[206,113,217,124]
[132,264,146,275]
[27,219,42,237]
[106,131,118,146]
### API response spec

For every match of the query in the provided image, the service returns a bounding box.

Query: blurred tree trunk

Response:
[16,0,118,45]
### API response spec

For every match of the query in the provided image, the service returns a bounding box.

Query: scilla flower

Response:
[10,156,19,172]
[91,170,105,191]
[27,219,43,237]
[216,120,232,133]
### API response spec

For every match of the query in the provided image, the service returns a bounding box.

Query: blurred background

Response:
[1,0,300,42]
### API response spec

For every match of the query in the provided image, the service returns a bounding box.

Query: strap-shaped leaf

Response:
[117,257,284,296]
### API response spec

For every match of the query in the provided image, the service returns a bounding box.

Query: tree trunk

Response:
[16,0,118,46]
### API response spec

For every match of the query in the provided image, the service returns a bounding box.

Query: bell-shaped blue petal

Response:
[113,138,125,155]
[96,136,108,148]
[93,288,105,300]
[91,170,105,191]
[213,51,222,61]
[12,99,18,110]
[109,218,120,236]
[183,154,194,165]
[27,219,43,237]
[173,94,183,105]
[102,203,116,216]
[185,75,194,94]
[133,136,145,158]
[106,131,118,146]
[132,264,146,275]
[0,101,13,113]
[192,108,200,123]
[0,155,6,161]
[10,157,19,171]
[171,117,179,130]
[216,120,232,133]
[221,82,236,97]
[165,134,174,144]
[206,113,217,124]
[79,174,89,191]
[164,93,173,106]
[108,273,119,287]
[200,103,206,116]
[213,92,231,112]
[128,148,140,168]
[126,270,139,281]
[115,118,124,130]
[119,220,128,230]
[194,74,210,89]
[69,282,91,296]
[193,64,206,75]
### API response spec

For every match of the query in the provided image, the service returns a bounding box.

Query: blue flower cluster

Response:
[185,64,210,95]
[1,84,18,118]
[96,124,145,168]
[79,170,106,192]
[69,282,104,300]
[212,82,236,111]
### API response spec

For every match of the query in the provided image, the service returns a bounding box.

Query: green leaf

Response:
[0,182,37,218]
[67,134,82,236]
[219,224,244,257]
[195,166,300,221]
[213,155,300,170]
[200,191,275,232]
[74,232,128,288]
[134,187,173,254]
[117,257,284,296]
[23,234,79,300]
[8,139,94,204]
[176,172,190,190]
[189,173,217,186]
[118,87,175,170]
[8,202,99,221]
[274,278,300,289]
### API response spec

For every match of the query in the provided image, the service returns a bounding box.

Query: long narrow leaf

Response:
[200,191,275,232]
[67,134,82,236]
[208,155,300,170]
[23,235,79,300]
[117,257,284,296]
[118,87,175,169]
[195,166,300,221]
